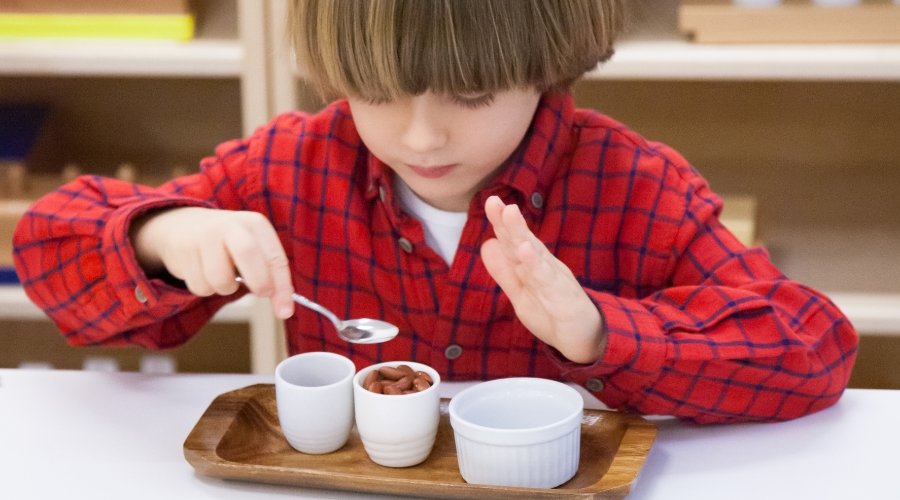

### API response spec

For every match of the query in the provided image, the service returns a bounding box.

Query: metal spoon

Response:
[235,277,399,344]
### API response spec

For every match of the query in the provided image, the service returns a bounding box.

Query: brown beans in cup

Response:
[363,364,433,394]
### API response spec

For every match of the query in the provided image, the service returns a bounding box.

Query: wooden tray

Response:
[183,384,656,499]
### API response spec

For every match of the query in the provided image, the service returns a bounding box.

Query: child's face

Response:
[348,88,541,212]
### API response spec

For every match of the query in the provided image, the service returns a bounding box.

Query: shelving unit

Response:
[591,40,900,81]
[2,0,898,381]
[0,0,283,374]
[587,1,900,338]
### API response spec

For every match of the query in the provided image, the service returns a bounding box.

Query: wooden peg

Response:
[4,162,28,198]
[115,162,137,183]
[61,163,82,183]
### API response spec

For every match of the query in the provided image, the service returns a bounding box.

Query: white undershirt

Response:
[394,177,468,265]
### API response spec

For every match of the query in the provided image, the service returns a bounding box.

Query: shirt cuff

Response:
[101,198,212,317]
[545,290,668,410]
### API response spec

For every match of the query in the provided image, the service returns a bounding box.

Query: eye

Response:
[450,93,495,109]
[362,96,391,106]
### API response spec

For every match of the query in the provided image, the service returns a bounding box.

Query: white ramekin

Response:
[449,377,583,488]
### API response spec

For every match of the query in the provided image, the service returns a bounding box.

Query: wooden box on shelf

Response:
[720,195,758,247]
[679,0,900,43]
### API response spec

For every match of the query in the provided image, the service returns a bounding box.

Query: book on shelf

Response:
[0,103,52,284]
[0,0,194,40]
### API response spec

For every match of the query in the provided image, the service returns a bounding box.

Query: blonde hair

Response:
[289,0,623,101]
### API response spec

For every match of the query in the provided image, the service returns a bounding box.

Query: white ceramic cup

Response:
[353,361,441,467]
[275,352,356,454]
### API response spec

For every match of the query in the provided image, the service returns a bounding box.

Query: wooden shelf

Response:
[589,40,900,81]
[577,0,900,81]
[0,285,255,322]
[828,292,900,337]
[0,0,242,78]
[0,38,242,77]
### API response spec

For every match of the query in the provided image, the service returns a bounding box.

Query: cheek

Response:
[348,103,399,155]
[357,119,397,158]
[463,117,530,161]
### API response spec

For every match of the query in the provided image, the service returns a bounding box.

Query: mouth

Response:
[406,164,458,179]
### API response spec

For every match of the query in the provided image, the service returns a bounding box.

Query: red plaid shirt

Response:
[14,92,857,423]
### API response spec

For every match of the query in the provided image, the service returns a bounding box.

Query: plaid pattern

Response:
[13,92,858,423]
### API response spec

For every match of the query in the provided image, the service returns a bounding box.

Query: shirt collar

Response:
[359,91,576,210]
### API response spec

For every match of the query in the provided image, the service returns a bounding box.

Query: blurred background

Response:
[1,0,898,387]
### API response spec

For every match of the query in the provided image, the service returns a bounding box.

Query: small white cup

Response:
[353,361,441,467]
[275,352,356,454]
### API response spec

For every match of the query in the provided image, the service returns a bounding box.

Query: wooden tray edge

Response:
[183,384,657,499]
[183,384,266,477]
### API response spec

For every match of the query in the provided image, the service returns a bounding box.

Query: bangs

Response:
[291,0,622,101]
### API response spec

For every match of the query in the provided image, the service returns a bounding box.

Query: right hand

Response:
[131,207,295,319]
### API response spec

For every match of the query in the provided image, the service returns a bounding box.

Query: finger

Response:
[182,249,215,297]
[502,203,556,262]
[484,196,505,232]
[485,196,515,242]
[484,197,522,262]
[224,224,270,289]
[514,239,557,290]
[200,241,239,296]
[500,202,532,244]
[245,217,295,320]
[481,238,525,299]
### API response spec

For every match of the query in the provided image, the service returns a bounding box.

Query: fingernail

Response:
[278,306,293,319]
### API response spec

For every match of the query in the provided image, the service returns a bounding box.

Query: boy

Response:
[13,0,857,424]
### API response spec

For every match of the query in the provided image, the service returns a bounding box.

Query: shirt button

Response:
[134,286,148,304]
[379,185,387,203]
[398,237,414,253]
[444,344,463,360]
[530,192,544,209]
[585,378,605,392]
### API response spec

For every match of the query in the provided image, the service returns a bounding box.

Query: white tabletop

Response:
[1,369,898,500]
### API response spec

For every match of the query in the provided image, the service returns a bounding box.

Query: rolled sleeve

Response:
[102,197,212,318]
[547,290,667,411]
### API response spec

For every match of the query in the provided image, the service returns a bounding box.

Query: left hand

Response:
[480,196,605,364]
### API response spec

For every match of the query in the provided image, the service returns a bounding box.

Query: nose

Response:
[400,96,448,154]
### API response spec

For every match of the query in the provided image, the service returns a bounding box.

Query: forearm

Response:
[13,177,218,348]
[554,279,858,424]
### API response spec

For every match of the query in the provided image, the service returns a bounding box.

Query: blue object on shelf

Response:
[0,103,49,161]
[0,267,19,284]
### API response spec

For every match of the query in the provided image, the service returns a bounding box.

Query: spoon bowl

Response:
[235,277,399,344]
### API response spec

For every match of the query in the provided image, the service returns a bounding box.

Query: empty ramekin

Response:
[449,377,583,488]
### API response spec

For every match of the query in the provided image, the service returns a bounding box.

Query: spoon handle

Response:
[290,292,343,332]
[234,276,343,331]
